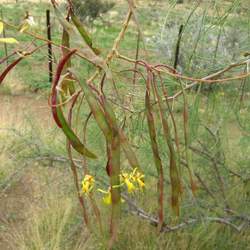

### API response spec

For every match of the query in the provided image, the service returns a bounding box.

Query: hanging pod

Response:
[51,49,97,159]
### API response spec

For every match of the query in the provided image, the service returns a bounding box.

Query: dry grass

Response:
[0,0,65,3]
[0,0,250,249]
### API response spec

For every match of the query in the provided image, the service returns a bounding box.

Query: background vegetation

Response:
[0,0,250,249]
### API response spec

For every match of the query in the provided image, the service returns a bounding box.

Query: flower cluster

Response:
[81,174,95,195]
[120,168,145,193]
[81,168,145,205]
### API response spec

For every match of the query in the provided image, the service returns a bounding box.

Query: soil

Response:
[0,94,53,128]
[0,94,53,249]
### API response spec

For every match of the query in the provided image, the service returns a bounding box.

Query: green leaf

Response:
[0,37,18,44]
[71,13,101,55]
[52,4,110,76]
[71,14,92,46]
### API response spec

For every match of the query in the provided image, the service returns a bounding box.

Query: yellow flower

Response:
[19,12,36,33]
[120,172,137,193]
[98,188,112,205]
[103,194,112,205]
[136,176,145,189]
[134,171,145,190]
[98,187,124,205]
[120,168,145,193]
[124,178,137,193]
[81,174,95,195]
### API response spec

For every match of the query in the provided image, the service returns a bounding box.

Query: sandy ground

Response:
[0,94,54,128]
[0,94,52,249]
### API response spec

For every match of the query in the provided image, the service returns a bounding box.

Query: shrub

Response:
[72,0,115,21]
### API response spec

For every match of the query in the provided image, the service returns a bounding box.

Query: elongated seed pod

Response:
[152,74,181,216]
[0,57,23,84]
[145,71,164,230]
[51,49,97,159]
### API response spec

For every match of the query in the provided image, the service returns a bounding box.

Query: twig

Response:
[117,53,250,85]
[105,10,132,64]
[124,195,248,233]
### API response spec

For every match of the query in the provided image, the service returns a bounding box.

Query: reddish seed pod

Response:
[0,57,23,85]
[51,49,77,128]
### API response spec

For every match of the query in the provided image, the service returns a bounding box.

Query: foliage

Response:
[72,0,115,22]
[0,0,250,249]
[0,22,18,44]
[149,0,249,77]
